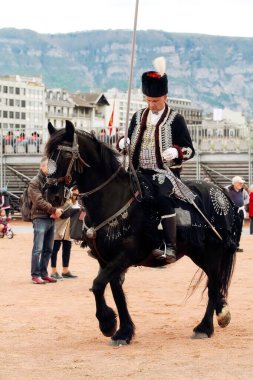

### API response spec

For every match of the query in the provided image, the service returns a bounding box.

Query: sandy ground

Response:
[0,220,252,380]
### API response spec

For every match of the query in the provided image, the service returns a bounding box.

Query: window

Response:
[9,99,14,106]
[21,100,26,107]
[9,87,14,94]
[15,99,20,107]
[15,112,20,119]
[3,86,8,93]
[9,111,14,119]
[229,129,235,137]
[21,113,26,120]
[3,111,8,118]
[15,87,20,95]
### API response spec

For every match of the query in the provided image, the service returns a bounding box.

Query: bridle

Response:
[46,132,90,186]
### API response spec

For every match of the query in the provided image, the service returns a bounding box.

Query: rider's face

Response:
[145,95,167,112]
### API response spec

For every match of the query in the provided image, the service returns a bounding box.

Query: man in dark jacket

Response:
[28,157,63,284]
[119,57,195,263]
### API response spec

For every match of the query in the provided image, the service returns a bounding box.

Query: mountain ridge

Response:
[0,28,252,115]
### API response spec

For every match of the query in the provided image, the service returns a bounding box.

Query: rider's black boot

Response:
[152,215,177,264]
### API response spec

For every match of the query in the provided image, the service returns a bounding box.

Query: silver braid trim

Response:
[130,109,143,162]
[154,167,196,203]
[160,110,177,153]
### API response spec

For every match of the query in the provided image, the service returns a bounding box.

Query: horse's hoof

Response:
[100,323,117,337]
[191,332,209,339]
[109,339,128,347]
[217,306,231,328]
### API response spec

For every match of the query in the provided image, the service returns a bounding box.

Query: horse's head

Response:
[45,120,86,206]
[45,120,122,209]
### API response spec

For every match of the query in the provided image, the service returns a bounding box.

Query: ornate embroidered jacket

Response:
[128,103,195,176]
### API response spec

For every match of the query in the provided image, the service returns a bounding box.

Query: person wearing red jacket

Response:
[249,185,253,235]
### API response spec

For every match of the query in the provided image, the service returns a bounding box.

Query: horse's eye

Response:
[63,152,73,160]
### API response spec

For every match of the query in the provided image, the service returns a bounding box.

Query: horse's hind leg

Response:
[216,295,231,328]
[191,264,219,339]
[192,294,215,339]
[109,277,135,346]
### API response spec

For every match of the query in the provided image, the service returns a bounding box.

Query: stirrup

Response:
[152,242,177,263]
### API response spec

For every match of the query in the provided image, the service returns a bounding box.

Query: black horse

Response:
[45,120,238,345]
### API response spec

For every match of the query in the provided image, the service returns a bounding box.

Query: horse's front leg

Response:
[109,276,135,346]
[92,276,117,338]
[91,253,131,340]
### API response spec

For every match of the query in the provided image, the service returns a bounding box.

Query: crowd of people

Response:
[2,131,42,153]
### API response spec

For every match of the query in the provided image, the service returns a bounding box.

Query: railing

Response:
[2,138,45,155]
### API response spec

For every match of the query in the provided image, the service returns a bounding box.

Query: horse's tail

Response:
[186,227,237,301]
[219,238,237,298]
[217,205,240,298]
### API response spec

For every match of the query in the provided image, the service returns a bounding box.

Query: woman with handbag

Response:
[50,187,80,279]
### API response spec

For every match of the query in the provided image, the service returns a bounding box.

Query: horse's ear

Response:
[65,120,75,138]
[48,122,57,135]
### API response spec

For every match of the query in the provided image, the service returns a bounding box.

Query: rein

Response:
[79,165,122,198]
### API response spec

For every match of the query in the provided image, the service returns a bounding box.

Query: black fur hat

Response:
[142,71,168,97]
[142,57,168,97]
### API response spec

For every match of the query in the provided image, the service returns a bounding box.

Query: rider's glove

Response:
[162,147,179,161]
[118,137,130,150]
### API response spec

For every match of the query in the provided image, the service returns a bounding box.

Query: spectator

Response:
[4,131,15,153]
[0,209,7,235]
[0,208,12,237]
[0,189,11,217]
[28,157,64,284]
[15,132,27,152]
[50,186,80,280]
[225,176,249,252]
[248,184,253,235]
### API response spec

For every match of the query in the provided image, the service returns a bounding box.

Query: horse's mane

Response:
[45,128,121,174]
[79,130,121,173]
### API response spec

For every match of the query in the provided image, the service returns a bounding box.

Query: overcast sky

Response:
[0,0,252,37]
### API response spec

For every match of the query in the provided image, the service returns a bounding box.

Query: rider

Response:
[119,57,195,263]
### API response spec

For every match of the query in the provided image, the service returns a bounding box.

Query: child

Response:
[0,209,11,236]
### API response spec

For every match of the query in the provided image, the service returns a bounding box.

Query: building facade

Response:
[0,75,46,142]
[104,88,203,137]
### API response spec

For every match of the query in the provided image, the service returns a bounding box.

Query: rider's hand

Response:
[162,147,178,161]
[118,137,130,150]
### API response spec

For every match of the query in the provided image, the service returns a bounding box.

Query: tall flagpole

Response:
[124,0,139,149]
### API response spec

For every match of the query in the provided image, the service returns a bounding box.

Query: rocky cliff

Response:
[0,28,252,115]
